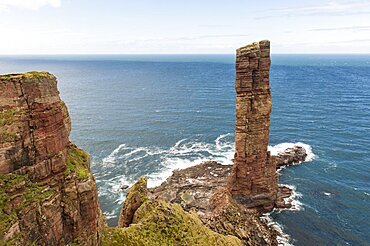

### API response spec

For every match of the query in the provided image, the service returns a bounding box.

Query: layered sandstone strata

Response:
[0,40,307,245]
[0,72,104,245]
[114,40,308,245]
[228,40,278,211]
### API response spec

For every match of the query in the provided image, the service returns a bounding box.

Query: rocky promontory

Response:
[116,40,309,245]
[0,40,308,245]
[0,72,104,245]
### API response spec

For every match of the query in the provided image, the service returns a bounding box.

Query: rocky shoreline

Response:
[115,145,308,245]
[0,40,310,245]
[114,40,310,245]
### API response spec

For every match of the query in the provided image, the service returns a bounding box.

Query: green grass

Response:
[102,199,242,246]
[0,132,17,143]
[0,173,55,241]
[0,109,16,127]
[0,71,53,81]
[102,177,242,246]
[65,145,90,180]
[124,176,149,205]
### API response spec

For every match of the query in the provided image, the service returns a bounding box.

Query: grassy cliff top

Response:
[103,199,242,246]
[0,71,55,81]
[103,176,242,246]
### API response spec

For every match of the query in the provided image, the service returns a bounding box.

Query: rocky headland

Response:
[0,72,104,245]
[0,40,308,245]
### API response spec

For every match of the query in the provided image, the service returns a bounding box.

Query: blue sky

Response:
[0,0,369,54]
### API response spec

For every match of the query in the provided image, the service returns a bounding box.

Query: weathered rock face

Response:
[228,40,278,211]
[273,146,307,169]
[149,146,308,245]
[151,161,278,245]
[110,175,243,246]
[118,176,148,227]
[0,72,104,245]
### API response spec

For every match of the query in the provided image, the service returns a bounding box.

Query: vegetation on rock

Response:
[65,145,90,180]
[0,173,55,242]
[103,199,242,246]
[0,71,54,81]
[0,109,16,127]
[0,132,17,143]
[108,177,242,246]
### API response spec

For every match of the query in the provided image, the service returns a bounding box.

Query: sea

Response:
[0,54,369,246]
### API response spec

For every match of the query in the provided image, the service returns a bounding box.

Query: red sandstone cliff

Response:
[0,72,104,245]
[0,41,307,245]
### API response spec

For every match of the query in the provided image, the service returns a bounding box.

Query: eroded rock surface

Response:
[1,40,309,245]
[111,176,242,246]
[118,176,148,227]
[117,40,309,246]
[151,161,277,245]
[149,147,307,244]
[0,72,104,245]
[228,40,278,212]
[150,145,307,213]
[273,146,307,169]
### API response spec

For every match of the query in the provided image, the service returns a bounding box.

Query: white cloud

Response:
[0,0,61,11]
[259,1,370,18]
[279,1,370,12]
[310,25,370,31]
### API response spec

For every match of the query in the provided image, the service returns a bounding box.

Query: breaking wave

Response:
[95,132,315,240]
[260,212,294,246]
[95,133,235,220]
[261,184,303,246]
[279,184,304,212]
[268,142,316,162]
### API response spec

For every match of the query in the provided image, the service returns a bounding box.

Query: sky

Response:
[0,0,369,54]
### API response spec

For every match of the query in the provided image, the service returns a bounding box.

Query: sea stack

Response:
[228,40,278,211]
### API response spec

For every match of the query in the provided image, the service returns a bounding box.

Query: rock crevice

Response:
[0,72,104,245]
[228,40,277,212]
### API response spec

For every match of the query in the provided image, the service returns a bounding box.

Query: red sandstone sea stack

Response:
[228,40,278,212]
[0,41,307,245]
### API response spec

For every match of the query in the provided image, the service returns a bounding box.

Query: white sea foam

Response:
[103,209,120,220]
[260,212,294,246]
[260,185,304,246]
[279,184,304,211]
[268,142,316,162]
[98,133,235,206]
[102,144,126,167]
[98,134,315,239]
[146,134,234,187]
[324,162,337,173]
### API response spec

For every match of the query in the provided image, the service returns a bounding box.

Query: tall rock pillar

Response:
[228,40,278,211]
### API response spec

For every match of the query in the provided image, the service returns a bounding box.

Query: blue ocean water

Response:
[0,54,369,245]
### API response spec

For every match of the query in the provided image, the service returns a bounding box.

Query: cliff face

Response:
[228,40,278,212]
[0,72,104,245]
[0,40,307,245]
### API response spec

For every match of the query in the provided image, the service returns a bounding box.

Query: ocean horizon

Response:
[1,54,369,245]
